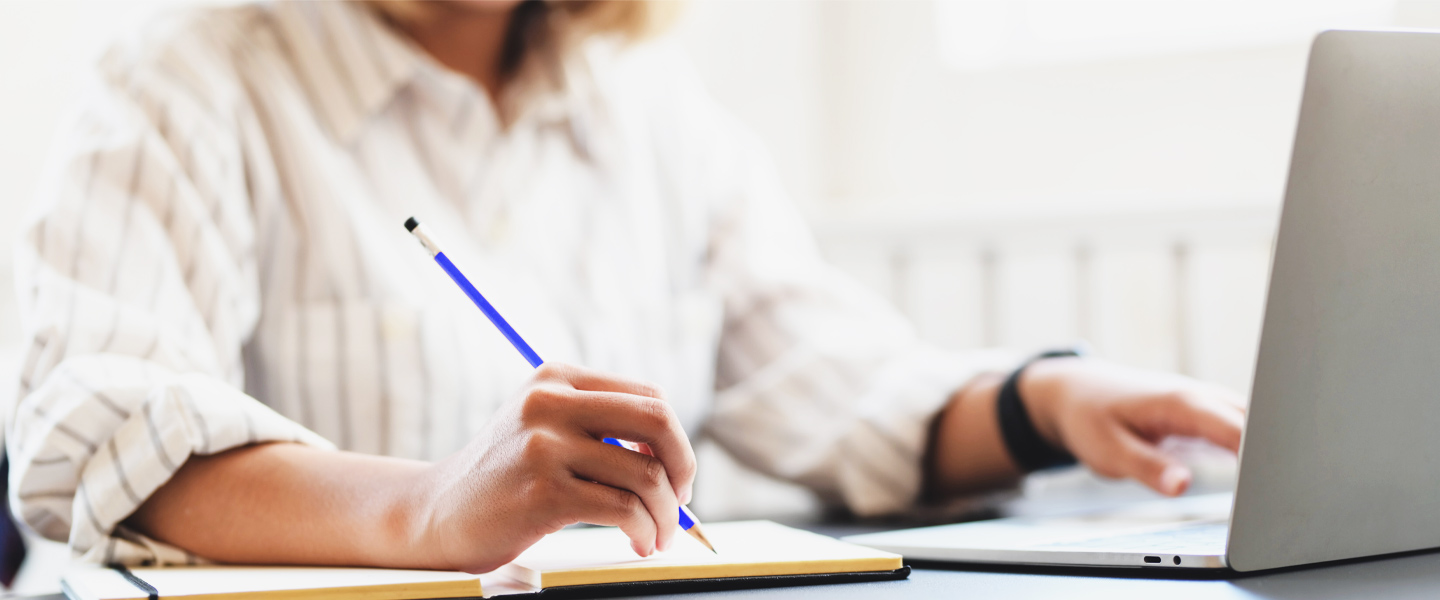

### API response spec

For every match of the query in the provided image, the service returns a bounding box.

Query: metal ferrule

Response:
[409,222,444,257]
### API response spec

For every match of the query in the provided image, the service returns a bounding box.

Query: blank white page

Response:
[496,520,902,588]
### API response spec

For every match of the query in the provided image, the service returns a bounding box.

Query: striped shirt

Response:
[9,1,1015,565]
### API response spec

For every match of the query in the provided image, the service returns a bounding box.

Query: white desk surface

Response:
[31,544,1440,600]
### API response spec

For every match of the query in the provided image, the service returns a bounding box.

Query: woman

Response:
[9,0,1244,572]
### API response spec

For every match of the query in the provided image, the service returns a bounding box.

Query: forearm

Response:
[123,364,700,574]
[924,372,1023,498]
[126,443,436,568]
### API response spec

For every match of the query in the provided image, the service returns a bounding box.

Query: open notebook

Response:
[62,521,906,599]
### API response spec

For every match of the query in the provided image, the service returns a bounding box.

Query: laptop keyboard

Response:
[1041,521,1228,555]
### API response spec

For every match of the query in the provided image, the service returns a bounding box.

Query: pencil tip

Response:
[688,526,717,554]
[404,217,419,232]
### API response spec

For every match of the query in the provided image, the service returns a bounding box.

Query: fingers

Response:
[536,362,665,398]
[1031,360,1244,497]
[568,441,680,552]
[564,391,697,505]
[1214,386,1248,413]
[1139,392,1245,452]
[565,479,659,557]
[1097,387,1240,495]
[1107,427,1192,496]
[522,363,697,504]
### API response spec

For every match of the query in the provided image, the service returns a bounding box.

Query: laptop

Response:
[845,29,1440,573]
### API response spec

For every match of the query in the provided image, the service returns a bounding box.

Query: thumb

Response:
[1112,429,1191,496]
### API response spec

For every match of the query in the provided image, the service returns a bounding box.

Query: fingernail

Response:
[1161,465,1191,496]
[680,488,693,505]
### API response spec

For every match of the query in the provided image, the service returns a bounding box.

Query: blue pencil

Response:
[404,217,715,553]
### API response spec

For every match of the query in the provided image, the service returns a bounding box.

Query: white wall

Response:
[675,1,1440,217]
[819,1,1303,210]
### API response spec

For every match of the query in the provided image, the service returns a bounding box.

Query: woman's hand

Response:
[1020,357,1246,496]
[927,357,1245,499]
[411,362,697,573]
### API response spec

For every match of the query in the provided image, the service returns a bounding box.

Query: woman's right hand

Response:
[409,362,697,574]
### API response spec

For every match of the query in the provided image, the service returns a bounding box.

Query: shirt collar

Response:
[269,0,420,144]
[270,0,601,152]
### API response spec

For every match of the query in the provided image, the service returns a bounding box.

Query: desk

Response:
[24,550,1440,600]
[25,492,1440,600]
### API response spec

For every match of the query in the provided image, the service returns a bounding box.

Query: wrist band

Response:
[997,350,1082,472]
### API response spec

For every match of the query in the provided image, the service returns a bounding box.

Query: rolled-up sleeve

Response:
[8,29,331,564]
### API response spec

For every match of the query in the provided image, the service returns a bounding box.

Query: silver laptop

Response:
[846,29,1440,573]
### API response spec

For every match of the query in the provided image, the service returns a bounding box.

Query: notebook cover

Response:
[523,566,911,599]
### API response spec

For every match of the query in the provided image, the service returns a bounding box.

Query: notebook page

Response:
[496,520,902,588]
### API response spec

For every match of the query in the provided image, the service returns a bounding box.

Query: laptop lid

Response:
[1229,29,1440,572]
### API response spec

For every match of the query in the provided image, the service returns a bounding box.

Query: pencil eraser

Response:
[404,217,419,232]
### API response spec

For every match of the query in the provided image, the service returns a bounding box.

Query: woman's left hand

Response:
[1020,357,1247,496]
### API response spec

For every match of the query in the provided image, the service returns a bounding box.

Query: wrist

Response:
[364,456,443,568]
[1016,356,1083,450]
[926,371,1017,498]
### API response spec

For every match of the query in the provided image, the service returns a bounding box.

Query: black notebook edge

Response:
[523,566,911,599]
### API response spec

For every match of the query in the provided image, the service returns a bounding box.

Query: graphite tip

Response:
[404,217,419,232]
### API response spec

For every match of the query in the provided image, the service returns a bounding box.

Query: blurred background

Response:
[3,0,1438,592]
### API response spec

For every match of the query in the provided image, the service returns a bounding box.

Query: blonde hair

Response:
[548,1,678,44]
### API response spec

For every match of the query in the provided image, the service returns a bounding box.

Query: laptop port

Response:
[1173,556,1181,565]
[1144,556,1162,564]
